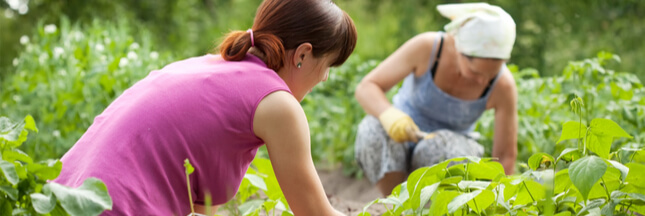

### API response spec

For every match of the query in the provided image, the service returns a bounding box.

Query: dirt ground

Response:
[318,169,389,216]
[216,169,388,215]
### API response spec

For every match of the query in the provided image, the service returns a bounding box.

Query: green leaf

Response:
[624,163,645,189]
[515,180,546,206]
[0,160,19,185]
[238,200,263,216]
[446,164,466,177]
[377,196,403,206]
[607,160,629,182]
[26,160,62,180]
[407,160,449,209]
[48,178,113,216]
[601,198,622,216]
[440,176,463,185]
[466,189,495,214]
[448,190,482,213]
[14,162,27,179]
[528,153,554,170]
[632,149,645,163]
[262,199,277,212]
[587,134,613,159]
[184,159,194,175]
[0,117,23,142]
[0,198,12,216]
[457,181,491,190]
[418,183,439,210]
[31,192,57,214]
[569,156,607,200]
[555,212,572,216]
[558,121,587,144]
[0,185,18,200]
[557,148,581,163]
[494,184,511,211]
[24,115,38,133]
[467,161,505,180]
[578,199,605,215]
[430,190,461,216]
[252,158,286,206]
[281,210,294,216]
[243,174,267,191]
[554,169,573,194]
[6,130,28,147]
[589,118,632,138]
[2,149,33,164]
[503,181,519,202]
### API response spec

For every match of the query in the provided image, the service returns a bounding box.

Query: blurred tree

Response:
[1,0,644,79]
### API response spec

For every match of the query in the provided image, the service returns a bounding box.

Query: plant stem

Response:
[583,127,591,156]
[578,106,583,152]
[186,170,195,214]
[383,204,395,215]
[472,197,480,216]
[600,178,611,202]
[523,181,542,212]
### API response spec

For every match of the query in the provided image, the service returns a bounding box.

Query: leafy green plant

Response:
[477,52,644,169]
[0,115,112,215]
[1,17,174,160]
[220,157,293,216]
[359,93,645,215]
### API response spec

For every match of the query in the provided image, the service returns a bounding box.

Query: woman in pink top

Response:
[53,0,357,215]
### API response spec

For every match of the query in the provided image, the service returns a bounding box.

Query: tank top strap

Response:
[428,32,445,75]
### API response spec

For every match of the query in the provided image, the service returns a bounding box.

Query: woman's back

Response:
[54,54,290,215]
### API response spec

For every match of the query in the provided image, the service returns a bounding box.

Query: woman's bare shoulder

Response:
[488,67,518,110]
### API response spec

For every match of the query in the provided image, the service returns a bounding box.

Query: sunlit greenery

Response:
[1,0,644,215]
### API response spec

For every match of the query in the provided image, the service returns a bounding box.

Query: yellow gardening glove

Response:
[378,107,420,143]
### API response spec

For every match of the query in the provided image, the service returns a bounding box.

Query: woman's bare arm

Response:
[253,91,343,216]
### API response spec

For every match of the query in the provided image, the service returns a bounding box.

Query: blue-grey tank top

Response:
[392,32,503,134]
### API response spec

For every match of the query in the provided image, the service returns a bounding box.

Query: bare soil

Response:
[318,169,388,216]
[217,169,388,215]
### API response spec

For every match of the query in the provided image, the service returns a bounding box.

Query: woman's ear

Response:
[292,43,313,68]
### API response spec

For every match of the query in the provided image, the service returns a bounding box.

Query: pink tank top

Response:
[54,54,291,215]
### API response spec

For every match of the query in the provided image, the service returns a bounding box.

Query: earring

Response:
[297,62,302,68]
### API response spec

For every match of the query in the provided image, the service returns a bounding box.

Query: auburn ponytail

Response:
[218,0,357,72]
[219,30,286,72]
[219,31,252,63]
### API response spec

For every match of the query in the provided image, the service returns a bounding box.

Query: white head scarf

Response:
[437,3,516,59]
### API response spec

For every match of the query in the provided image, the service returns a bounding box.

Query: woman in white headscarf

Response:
[354,2,518,195]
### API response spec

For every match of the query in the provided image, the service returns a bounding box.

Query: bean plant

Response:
[1,17,173,161]
[218,157,294,216]
[477,52,644,169]
[358,96,645,215]
[0,115,112,215]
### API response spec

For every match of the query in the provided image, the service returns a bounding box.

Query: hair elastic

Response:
[246,29,255,47]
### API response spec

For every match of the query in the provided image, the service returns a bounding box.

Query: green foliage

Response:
[3,0,645,81]
[0,115,112,215]
[477,52,645,168]
[220,157,293,216]
[1,17,174,160]
[569,156,606,200]
[360,81,645,215]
